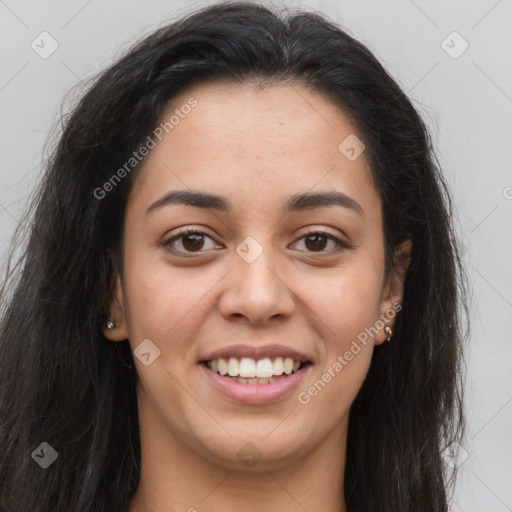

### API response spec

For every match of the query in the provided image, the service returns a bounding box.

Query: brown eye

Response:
[164,229,219,255]
[181,233,205,251]
[292,229,352,254]
[304,233,329,252]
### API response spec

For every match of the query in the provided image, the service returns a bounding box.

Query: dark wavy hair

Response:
[0,2,468,511]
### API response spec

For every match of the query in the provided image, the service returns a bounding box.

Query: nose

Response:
[217,241,296,325]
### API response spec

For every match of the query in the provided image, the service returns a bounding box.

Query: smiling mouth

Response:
[202,356,312,385]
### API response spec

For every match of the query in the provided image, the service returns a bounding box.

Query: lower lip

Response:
[200,363,312,404]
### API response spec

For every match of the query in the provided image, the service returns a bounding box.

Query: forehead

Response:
[127,82,381,222]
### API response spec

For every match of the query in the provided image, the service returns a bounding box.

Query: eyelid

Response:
[300,225,346,240]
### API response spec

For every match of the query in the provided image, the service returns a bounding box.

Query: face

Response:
[105,82,410,471]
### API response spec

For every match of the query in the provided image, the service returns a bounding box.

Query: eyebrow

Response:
[145,189,364,217]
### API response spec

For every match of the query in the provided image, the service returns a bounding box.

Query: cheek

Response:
[300,262,383,339]
[121,257,185,344]
[295,256,382,392]
[297,275,379,418]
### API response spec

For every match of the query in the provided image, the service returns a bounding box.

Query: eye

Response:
[291,228,352,254]
[163,228,220,256]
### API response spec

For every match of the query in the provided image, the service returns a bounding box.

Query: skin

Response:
[104,82,411,512]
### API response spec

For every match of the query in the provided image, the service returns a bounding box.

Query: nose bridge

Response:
[218,234,295,323]
[236,234,284,295]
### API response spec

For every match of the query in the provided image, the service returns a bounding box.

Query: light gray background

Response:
[1,1,511,510]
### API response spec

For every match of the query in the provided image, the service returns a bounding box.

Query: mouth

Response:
[201,357,312,385]
[199,344,313,403]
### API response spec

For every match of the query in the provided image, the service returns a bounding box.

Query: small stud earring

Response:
[105,320,116,331]
[384,325,392,341]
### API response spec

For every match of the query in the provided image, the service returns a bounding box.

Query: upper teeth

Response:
[208,357,301,378]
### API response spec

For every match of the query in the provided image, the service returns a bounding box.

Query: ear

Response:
[375,239,412,345]
[103,269,129,342]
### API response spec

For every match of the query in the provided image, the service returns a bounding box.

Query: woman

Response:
[0,2,468,511]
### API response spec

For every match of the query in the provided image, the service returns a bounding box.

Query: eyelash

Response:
[163,227,353,256]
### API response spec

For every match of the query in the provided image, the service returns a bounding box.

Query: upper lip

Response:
[201,344,312,363]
